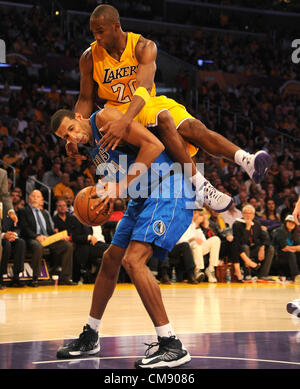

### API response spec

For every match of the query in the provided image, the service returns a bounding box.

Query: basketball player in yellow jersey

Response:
[69,4,272,212]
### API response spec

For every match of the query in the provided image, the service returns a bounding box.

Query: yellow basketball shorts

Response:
[108,96,198,157]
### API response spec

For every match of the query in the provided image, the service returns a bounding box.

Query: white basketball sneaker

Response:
[241,151,273,184]
[198,181,233,213]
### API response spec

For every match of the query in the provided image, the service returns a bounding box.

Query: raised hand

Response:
[66,141,87,160]
[97,119,129,151]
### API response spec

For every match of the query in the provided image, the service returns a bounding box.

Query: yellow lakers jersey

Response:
[91,32,156,107]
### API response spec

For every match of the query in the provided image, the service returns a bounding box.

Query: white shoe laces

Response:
[203,182,223,202]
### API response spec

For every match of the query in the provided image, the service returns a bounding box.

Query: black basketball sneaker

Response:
[135,336,191,368]
[57,324,100,358]
[287,299,300,318]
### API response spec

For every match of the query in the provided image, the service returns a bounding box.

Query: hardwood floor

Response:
[1,281,299,343]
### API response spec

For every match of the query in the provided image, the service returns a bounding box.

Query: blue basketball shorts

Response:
[111,196,193,261]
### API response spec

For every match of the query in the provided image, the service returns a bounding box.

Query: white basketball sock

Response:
[87,315,101,332]
[155,323,176,338]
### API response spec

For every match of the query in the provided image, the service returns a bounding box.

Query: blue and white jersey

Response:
[87,110,196,260]
[87,110,195,206]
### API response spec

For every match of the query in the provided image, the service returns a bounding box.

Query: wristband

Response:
[133,87,150,104]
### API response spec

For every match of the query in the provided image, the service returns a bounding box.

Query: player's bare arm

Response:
[92,107,164,212]
[75,48,96,118]
[98,37,157,151]
[66,49,96,160]
[122,37,157,121]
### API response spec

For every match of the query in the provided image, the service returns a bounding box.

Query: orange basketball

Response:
[73,186,111,226]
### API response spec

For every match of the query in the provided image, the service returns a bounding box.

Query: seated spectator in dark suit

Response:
[18,189,75,286]
[53,198,76,235]
[272,215,300,283]
[0,216,26,287]
[232,204,274,281]
[71,218,109,283]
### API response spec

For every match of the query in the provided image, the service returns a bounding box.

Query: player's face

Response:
[90,16,118,49]
[56,117,89,144]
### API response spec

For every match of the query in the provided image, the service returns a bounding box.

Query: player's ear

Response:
[75,112,83,121]
[114,21,121,31]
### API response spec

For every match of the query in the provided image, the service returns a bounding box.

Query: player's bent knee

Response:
[122,256,141,273]
[101,247,122,269]
[101,249,114,265]
[122,248,152,273]
[178,119,207,138]
[157,110,175,130]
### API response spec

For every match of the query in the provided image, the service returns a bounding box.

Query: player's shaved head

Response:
[90,4,120,23]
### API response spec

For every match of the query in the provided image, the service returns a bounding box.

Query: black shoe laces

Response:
[144,336,176,357]
[71,325,96,349]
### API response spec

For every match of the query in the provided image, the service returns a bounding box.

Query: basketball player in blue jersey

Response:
[66,4,272,213]
[51,106,195,368]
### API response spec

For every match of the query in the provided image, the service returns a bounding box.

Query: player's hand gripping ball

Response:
[74,186,112,226]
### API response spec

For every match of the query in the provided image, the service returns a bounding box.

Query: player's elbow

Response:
[142,139,164,160]
[151,141,165,159]
[151,139,165,157]
[77,92,93,104]
[158,142,165,155]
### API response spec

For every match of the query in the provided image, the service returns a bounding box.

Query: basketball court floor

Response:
[1,281,300,370]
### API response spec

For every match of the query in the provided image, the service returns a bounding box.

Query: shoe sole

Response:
[253,151,272,184]
[135,352,191,369]
[57,342,100,359]
[286,302,300,318]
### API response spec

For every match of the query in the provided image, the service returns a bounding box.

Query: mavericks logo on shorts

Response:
[153,220,166,236]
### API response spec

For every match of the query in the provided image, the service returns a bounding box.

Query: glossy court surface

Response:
[1,282,300,369]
